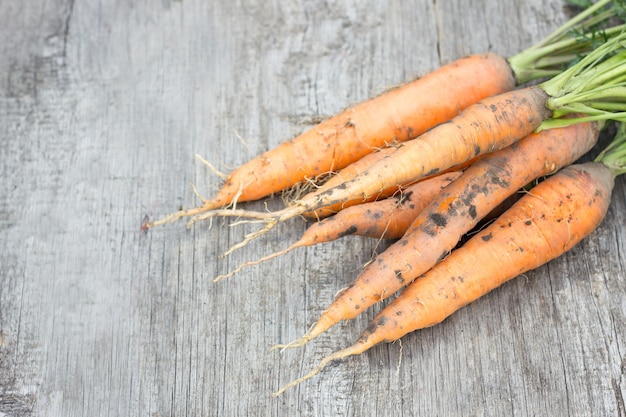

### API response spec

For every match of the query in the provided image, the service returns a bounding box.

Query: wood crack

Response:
[62,0,75,61]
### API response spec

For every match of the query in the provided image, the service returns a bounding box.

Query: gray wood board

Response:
[1,0,625,416]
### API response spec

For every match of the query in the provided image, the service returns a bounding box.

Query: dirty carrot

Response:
[272,119,600,350]
[143,0,622,229]
[289,39,626,216]
[318,172,462,240]
[273,123,626,395]
[301,146,401,220]
[143,54,513,230]
[213,171,461,281]
[303,147,479,220]
[290,146,400,220]
[187,33,626,253]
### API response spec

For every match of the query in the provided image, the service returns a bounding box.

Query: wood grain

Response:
[0,0,624,416]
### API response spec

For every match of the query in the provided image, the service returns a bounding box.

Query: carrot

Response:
[213,171,461,281]
[296,34,626,216]
[143,54,513,230]
[272,119,600,350]
[302,148,480,220]
[143,0,623,230]
[318,173,462,240]
[185,34,626,255]
[273,122,626,395]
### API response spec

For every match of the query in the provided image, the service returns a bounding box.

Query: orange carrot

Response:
[143,54,515,229]
[213,171,461,281]
[183,35,626,252]
[187,87,549,229]
[322,172,462,240]
[205,53,512,204]
[188,88,565,241]
[273,157,618,395]
[143,3,623,230]
[289,87,552,213]
[302,148,480,220]
[272,120,600,349]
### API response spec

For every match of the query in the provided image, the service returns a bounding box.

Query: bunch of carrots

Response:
[143,0,626,396]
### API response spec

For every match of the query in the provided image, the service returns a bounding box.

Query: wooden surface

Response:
[1,1,625,416]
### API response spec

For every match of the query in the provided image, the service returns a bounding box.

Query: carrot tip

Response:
[212,273,232,282]
[271,359,327,396]
[141,215,152,231]
[214,245,297,282]
[144,204,220,229]
[270,335,310,353]
[271,316,336,352]
[272,345,361,396]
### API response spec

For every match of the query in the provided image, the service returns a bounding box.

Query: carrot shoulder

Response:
[274,161,615,396]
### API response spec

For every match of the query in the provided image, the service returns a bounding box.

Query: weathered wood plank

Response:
[0,1,625,416]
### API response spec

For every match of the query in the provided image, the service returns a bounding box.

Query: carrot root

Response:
[272,342,368,397]
[220,219,279,257]
[270,336,309,353]
[214,243,301,281]
[271,313,336,352]
[141,204,220,230]
[187,204,309,255]
[194,153,229,180]
[186,203,306,226]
